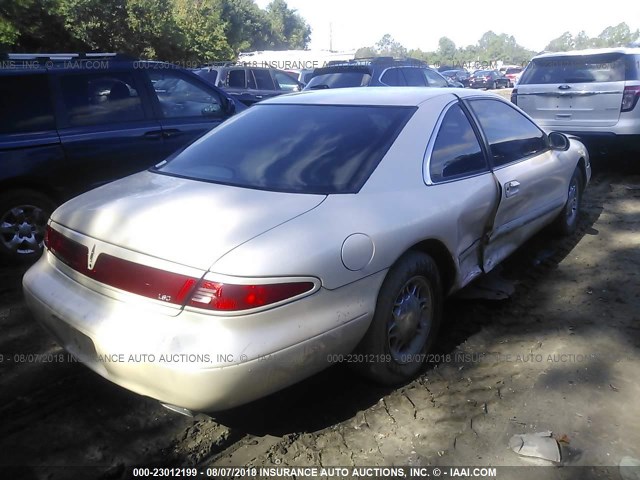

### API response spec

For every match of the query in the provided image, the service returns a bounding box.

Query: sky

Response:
[255,0,640,53]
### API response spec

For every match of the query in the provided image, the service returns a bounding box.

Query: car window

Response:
[60,72,144,127]
[306,71,372,89]
[380,68,405,86]
[149,71,223,119]
[274,71,299,91]
[423,70,448,87]
[429,104,487,182]
[156,104,415,194]
[0,74,56,134]
[401,68,427,86]
[194,69,218,85]
[468,99,547,167]
[226,69,246,88]
[251,69,275,90]
[520,53,626,84]
[505,67,522,75]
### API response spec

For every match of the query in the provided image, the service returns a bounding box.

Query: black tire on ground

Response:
[0,189,57,264]
[491,81,497,89]
[553,167,584,236]
[353,251,443,385]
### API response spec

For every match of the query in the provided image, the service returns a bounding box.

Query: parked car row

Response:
[193,64,303,106]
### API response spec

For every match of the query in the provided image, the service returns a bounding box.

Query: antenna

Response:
[329,22,333,52]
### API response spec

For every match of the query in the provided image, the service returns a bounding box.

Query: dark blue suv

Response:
[0,53,243,263]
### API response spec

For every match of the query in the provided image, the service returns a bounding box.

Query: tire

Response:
[353,251,442,385]
[553,167,583,236]
[0,189,57,264]
[491,81,497,90]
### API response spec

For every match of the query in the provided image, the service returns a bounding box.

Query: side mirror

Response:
[223,96,236,116]
[548,131,570,151]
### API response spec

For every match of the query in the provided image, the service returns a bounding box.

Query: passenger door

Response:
[424,102,498,286]
[54,70,166,195]
[249,68,281,102]
[466,98,567,272]
[145,70,228,158]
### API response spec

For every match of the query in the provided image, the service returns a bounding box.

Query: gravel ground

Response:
[1,164,639,480]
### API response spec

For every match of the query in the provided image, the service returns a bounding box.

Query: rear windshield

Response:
[519,53,627,84]
[505,67,522,74]
[306,71,372,89]
[155,104,415,194]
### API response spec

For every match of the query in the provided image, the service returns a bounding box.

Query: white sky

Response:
[256,0,640,53]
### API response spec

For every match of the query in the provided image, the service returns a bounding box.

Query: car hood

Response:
[51,171,325,270]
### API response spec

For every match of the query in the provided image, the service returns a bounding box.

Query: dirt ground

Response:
[1,161,640,480]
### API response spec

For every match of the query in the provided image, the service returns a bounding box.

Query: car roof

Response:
[533,47,640,59]
[262,86,496,106]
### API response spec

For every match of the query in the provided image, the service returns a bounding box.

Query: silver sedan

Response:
[23,87,590,413]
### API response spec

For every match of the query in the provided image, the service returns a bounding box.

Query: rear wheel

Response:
[491,81,497,89]
[353,251,442,385]
[0,189,56,264]
[553,167,583,236]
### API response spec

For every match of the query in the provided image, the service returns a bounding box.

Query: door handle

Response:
[504,180,520,198]
[162,129,183,139]
[143,130,164,139]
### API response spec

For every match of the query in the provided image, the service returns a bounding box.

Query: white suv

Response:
[511,48,640,156]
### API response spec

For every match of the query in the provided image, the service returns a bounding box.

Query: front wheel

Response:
[353,251,442,385]
[553,167,583,236]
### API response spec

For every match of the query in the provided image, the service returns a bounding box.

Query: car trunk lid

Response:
[51,171,326,272]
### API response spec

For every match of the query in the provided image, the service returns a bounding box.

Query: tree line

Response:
[0,0,311,62]
[356,23,639,69]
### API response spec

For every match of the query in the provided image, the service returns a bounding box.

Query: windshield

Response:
[519,53,626,84]
[155,104,415,194]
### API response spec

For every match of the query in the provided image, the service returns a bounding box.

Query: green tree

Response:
[594,22,639,47]
[264,0,310,49]
[355,46,377,58]
[57,0,131,52]
[172,0,233,61]
[436,36,456,65]
[1,0,83,52]
[218,0,270,52]
[375,34,407,57]
[545,31,574,52]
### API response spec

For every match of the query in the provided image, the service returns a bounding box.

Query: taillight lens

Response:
[511,88,518,105]
[621,86,640,112]
[45,225,314,311]
[188,280,315,311]
[46,225,197,305]
[45,225,88,273]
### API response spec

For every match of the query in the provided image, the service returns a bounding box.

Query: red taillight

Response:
[45,225,314,311]
[188,280,315,311]
[45,225,88,273]
[45,225,197,305]
[91,255,198,305]
[621,86,640,112]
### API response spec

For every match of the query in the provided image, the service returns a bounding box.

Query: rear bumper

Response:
[23,253,384,411]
